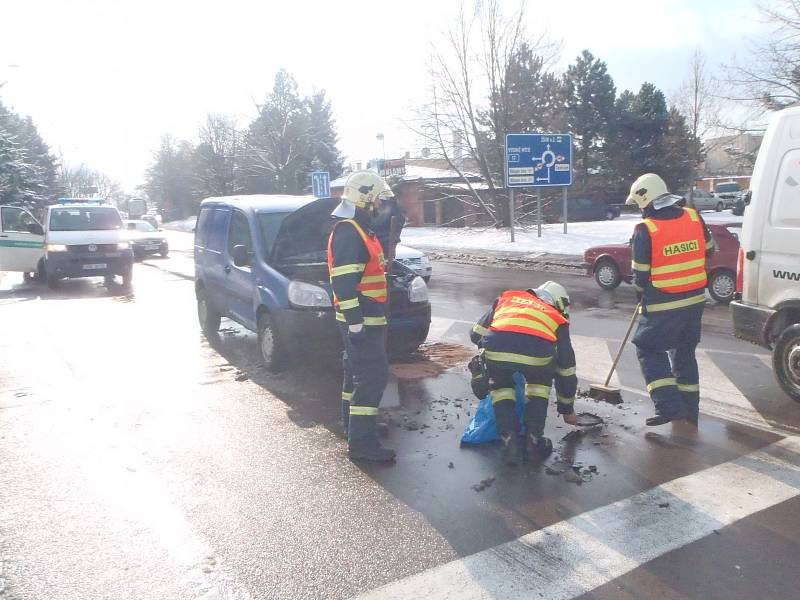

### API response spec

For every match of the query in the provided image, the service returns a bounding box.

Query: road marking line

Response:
[572,334,620,389]
[695,349,771,428]
[357,437,800,600]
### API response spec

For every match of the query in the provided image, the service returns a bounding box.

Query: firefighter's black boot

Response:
[348,411,396,463]
[523,398,552,460]
[342,398,388,438]
[494,399,521,466]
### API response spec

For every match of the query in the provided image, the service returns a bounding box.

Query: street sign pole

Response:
[563,187,568,234]
[509,188,515,242]
[537,191,542,238]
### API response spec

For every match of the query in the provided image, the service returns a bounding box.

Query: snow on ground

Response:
[401,211,743,257]
[163,217,197,232]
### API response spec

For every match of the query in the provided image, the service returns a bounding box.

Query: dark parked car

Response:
[124,220,169,259]
[583,223,741,304]
[549,197,621,223]
[193,195,431,369]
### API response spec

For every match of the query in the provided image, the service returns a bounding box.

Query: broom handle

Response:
[604,302,642,386]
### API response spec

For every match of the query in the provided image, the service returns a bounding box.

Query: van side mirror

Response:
[26,223,44,236]
[231,244,251,267]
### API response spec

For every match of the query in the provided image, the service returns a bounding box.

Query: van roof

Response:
[199,194,321,214]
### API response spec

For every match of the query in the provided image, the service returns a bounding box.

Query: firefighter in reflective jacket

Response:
[627,173,716,426]
[470,282,578,465]
[327,170,396,463]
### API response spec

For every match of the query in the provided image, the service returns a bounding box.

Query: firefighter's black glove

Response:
[348,323,367,345]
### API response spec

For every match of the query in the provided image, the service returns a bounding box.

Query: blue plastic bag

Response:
[461,372,527,444]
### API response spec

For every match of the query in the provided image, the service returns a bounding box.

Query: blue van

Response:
[193,195,431,369]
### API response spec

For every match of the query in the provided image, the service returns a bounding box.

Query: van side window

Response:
[206,209,230,252]
[1,207,35,232]
[772,150,800,227]
[227,211,252,254]
[196,207,213,247]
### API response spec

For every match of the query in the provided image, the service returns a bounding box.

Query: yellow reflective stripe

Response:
[524,384,551,399]
[686,208,699,222]
[335,312,346,322]
[651,258,705,276]
[491,318,556,338]
[557,394,575,404]
[472,324,489,336]
[643,219,658,233]
[557,366,576,377]
[484,351,553,366]
[349,406,378,416]
[361,289,387,298]
[490,388,515,403]
[494,307,559,332]
[363,316,387,326]
[646,293,706,312]
[632,261,651,272]
[341,391,353,401]
[360,275,386,284]
[330,263,366,276]
[647,377,678,392]
[651,272,707,289]
[678,384,700,392]
[337,298,360,310]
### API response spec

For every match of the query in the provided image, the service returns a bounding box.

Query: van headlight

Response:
[288,280,332,308]
[46,244,68,252]
[408,276,429,303]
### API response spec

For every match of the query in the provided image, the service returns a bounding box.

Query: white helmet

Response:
[332,170,394,218]
[532,281,570,317]
[626,173,680,210]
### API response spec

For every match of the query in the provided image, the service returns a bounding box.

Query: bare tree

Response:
[412,0,555,227]
[193,114,244,197]
[726,0,800,110]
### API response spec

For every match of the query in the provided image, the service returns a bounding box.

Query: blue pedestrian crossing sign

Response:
[311,171,330,197]
[505,133,572,187]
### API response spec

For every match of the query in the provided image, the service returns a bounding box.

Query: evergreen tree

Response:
[245,69,310,194]
[305,90,344,180]
[562,51,617,189]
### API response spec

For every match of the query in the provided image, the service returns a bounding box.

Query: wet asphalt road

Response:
[1,232,800,599]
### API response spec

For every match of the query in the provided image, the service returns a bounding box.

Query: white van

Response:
[731,105,800,402]
[0,200,134,288]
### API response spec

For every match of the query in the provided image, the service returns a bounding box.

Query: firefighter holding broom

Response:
[470,282,578,465]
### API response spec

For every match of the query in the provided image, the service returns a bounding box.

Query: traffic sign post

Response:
[311,171,330,198]
[505,133,572,238]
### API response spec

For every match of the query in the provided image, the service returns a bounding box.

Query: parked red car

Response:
[583,223,741,304]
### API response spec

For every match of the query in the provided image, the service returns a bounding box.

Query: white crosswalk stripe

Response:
[572,334,620,389]
[357,437,800,600]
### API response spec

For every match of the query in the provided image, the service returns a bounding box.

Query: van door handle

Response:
[746,250,756,260]
[224,265,231,274]
[0,234,7,238]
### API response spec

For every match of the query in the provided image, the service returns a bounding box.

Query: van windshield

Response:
[49,207,123,231]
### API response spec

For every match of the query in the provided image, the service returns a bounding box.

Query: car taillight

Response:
[736,247,744,294]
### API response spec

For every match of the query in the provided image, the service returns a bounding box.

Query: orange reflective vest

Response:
[644,208,707,294]
[489,290,567,342]
[327,219,388,305]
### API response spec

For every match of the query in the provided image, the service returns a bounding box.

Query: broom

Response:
[588,301,642,404]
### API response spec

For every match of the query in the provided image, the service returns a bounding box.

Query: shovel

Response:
[588,301,642,404]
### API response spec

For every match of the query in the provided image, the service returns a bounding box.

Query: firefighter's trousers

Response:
[485,359,554,439]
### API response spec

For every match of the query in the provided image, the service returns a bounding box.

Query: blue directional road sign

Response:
[505,133,572,187]
[311,171,330,197]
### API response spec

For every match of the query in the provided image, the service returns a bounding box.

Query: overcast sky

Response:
[1,0,767,192]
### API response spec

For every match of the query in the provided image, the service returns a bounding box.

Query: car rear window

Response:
[715,183,740,193]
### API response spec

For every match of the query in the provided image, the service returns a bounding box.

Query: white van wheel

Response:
[258,312,286,371]
[774,324,800,402]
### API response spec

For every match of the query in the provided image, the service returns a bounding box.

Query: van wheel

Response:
[773,324,800,402]
[715,202,724,212]
[258,312,286,371]
[197,286,221,335]
[594,259,622,290]
[708,269,735,304]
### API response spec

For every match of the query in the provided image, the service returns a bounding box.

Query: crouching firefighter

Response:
[328,170,396,463]
[627,173,715,426]
[470,282,579,465]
